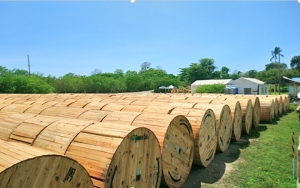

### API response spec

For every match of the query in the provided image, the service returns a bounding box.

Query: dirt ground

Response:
[179,137,251,188]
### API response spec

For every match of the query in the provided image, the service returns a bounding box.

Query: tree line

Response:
[0,62,182,93]
[0,49,299,94]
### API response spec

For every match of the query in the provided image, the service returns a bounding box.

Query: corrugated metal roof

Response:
[282,76,300,84]
[241,77,265,84]
[292,77,300,82]
[191,79,232,85]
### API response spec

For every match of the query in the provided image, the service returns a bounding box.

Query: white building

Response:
[191,77,269,95]
[227,77,269,95]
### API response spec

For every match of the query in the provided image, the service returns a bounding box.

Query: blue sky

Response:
[0,1,299,77]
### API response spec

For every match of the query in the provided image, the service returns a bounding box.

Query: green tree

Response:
[140,62,151,73]
[243,70,257,78]
[265,62,287,70]
[220,66,230,78]
[270,47,284,94]
[290,55,300,70]
[230,70,242,80]
[114,69,124,77]
[179,58,216,84]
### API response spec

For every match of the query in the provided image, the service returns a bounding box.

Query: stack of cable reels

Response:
[193,103,232,152]
[0,110,162,188]
[282,95,290,112]
[210,100,243,141]
[170,108,217,167]
[265,96,279,117]
[265,95,282,115]
[130,113,194,188]
[0,139,93,188]
[65,123,162,188]
[226,98,253,134]
[235,96,261,128]
[277,95,283,115]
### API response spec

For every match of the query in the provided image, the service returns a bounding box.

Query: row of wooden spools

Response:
[0,93,289,188]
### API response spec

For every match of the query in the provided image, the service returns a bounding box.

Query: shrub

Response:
[195,84,225,93]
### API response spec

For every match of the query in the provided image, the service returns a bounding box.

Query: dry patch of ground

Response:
[180,138,250,188]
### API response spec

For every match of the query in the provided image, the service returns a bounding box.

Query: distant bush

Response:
[195,84,225,93]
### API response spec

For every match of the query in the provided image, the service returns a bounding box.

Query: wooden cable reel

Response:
[170,108,217,167]
[0,140,93,188]
[258,98,275,123]
[131,114,194,188]
[210,100,242,141]
[193,103,233,152]
[240,99,253,134]
[66,123,162,188]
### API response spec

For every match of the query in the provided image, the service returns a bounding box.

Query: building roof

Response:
[282,76,300,84]
[240,77,265,84]
[292,77,300,82]
[191,79,232,86]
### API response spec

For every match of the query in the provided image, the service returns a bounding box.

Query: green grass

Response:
[212,105,299,188]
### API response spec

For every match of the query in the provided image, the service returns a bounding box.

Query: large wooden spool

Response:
[0,113,37,141]
[210,100,242,141]
[8,115,62,144]
[251,97,261,128]
[121,104,147,112]
[236,97,261,128]
[237,99,253,134]
[259,98,275,123]
[101,103,125,111]
[66,124,162,188]
[40,106,89,119]
[0,104,32,113]
[193,103,232,152]
[78,110,109,122]
[170,108,217,167]
[32,118,94,154]
[83,102,108,110]
[278,96,283,115]
[0,140,93,188]
[131,114,194,188]
[265,96,278,117]
[282,95,289,112]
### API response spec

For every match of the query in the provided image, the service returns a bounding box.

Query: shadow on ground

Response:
[179,125,267,188]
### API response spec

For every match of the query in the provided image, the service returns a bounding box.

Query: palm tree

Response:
[270,47,284,95]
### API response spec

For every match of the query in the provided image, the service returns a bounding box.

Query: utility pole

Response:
[278,60,280,95]
[27,55,31,76]
[277,48,284,95]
